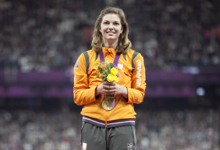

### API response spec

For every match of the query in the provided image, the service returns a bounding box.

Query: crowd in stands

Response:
[1,0,220,72]
[0,108,219,150]
[136,109,219,150]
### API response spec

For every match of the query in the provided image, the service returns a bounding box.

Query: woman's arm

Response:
[127,53,146,104]
[73,53,97,106]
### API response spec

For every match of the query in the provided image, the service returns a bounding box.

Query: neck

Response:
[102,38,118,49]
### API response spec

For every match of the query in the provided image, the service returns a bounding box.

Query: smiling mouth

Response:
[107,32,115,35]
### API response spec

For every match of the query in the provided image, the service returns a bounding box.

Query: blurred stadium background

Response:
[0,0,219,149]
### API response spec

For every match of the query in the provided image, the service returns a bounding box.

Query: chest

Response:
[89,53,133,85]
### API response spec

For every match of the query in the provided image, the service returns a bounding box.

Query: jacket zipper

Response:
[105,111,110,127]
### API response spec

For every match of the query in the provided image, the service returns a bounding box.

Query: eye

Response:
[103,21,109,25]
[114,22,119,25]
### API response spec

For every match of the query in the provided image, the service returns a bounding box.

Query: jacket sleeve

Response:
[73,53,97,106]
[127,53,146,104]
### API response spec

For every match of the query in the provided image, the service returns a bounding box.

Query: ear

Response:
[120,27,123,34]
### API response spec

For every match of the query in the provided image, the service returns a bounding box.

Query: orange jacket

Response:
[73,47,146,125]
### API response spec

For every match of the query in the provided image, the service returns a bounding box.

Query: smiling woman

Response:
[73,7,146,150]
[99,14,123,47]
[91,7,131,54]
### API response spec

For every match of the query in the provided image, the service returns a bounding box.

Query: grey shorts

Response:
[80,121,136,150]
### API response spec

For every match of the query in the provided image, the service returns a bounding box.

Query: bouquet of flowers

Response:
[96,62,120,110]
[96,62,119,82]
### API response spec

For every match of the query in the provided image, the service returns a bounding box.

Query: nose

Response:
[108,23,114,29]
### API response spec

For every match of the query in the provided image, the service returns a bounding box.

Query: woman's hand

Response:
[96,82,128,99]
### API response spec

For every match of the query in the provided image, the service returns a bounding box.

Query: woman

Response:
[73,7,146,150]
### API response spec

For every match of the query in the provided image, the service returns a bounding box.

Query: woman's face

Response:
[99,14,123,42]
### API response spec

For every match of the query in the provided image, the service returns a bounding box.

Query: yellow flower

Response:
[110,67,118,76]
[107,74,114,82]
[114,76,118,82]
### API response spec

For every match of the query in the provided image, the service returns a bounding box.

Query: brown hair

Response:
[91,7,131,54]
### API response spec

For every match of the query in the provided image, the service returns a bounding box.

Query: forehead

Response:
[102,14,121,22]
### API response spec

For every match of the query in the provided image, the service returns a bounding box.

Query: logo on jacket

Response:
[136,59,141,86]
[127,143,134,150]
[75,61,79,68]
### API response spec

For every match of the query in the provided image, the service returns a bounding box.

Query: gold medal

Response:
[102,96,114,110]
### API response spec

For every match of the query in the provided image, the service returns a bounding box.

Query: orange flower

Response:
[99,73,103,78]
[100,64,106,70]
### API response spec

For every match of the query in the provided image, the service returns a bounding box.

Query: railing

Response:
[0,68,219,98]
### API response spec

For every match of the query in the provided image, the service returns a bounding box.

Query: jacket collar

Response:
[101,47,117,57]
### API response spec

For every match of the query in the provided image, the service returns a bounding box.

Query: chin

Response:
[106,36,117,40]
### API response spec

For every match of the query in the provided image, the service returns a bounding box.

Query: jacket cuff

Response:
[95,86,99,100]
[127,87,132,103]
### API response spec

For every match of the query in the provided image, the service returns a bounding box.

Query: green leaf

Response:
[97,66,103,73]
